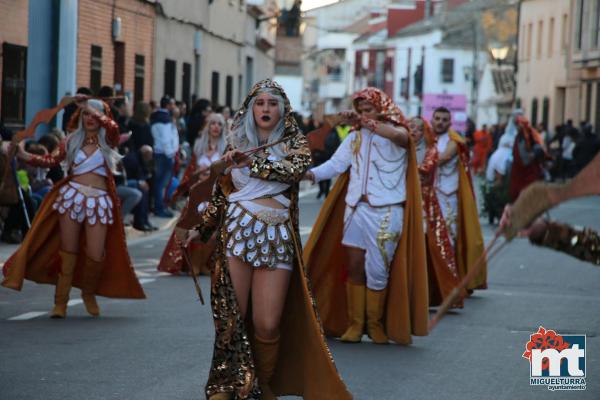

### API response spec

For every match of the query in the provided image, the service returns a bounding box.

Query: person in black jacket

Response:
[123,144,156,231]
[127,101,154,151]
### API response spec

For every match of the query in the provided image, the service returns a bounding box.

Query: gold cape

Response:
[303,139,429,344]
[449,130,487,290]
[2,174,145,299]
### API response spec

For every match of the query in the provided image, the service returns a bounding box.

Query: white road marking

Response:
[8,311,47,321]
[67,299,83,306]
[135,270,152,277]
[138,278,156,285]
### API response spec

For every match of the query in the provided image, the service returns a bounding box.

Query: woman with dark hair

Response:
[186,98,212,147]
[2,98,145,318]
[128,101,154,151]
[187,79,351,400]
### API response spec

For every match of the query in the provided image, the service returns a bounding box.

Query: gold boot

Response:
[340,282,366,343]
[366,287,389,344]
[253,334,279,400]
[81,255,103,317]
[50,250,78,318]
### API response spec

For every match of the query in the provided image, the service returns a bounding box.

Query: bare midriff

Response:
[250,197,285,209]
[72,172,108,190]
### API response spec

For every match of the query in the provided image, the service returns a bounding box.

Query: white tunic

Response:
[311,127,407,207]
[435,132,459,196]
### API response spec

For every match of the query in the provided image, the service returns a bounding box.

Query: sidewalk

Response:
[0,212,180,264]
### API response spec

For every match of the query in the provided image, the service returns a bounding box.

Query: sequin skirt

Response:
[224,200,294,269]
[52,181,114,225]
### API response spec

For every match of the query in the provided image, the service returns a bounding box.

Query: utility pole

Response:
[471,16,479,124]
[425,0,431,19]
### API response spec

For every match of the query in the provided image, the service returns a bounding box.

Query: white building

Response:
[389,17,488,124]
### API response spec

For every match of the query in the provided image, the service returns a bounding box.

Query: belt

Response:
[356,195,405,208]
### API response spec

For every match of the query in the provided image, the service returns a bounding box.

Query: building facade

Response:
[153,0,276,110]
[0,0,29,129]
[76,0,155,104]
[516,0,577,131]
[571,0,600,131]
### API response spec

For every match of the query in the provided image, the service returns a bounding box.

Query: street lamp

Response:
[489,43,509,65]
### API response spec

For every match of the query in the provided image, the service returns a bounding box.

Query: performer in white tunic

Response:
[305,87,411,344]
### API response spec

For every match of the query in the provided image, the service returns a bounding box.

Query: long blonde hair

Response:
[65,99,122,173]
[193,113,227,158]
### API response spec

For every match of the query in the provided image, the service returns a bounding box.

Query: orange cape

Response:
[2,175,145,299]
[303,139,429,344]
[450,131,487,290]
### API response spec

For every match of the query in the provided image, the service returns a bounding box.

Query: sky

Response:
[301,0,339,11]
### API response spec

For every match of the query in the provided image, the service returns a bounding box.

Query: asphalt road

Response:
[1,187,599,400]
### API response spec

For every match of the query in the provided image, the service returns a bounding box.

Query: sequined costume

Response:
[158,152,221,275]
[530,222,600,265]
[2,103,145,301]
[194,79,351,399]
[305,87,429,345]
[414,119,466,307]
[429,129,487,292]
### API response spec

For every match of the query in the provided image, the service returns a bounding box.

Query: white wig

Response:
[65,99,122,173]
[227,88,287,159]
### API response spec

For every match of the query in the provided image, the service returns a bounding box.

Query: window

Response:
[226,75,233,108]
[164,59,176,98]
[585,82,592,122]
[90,45,102,94]
[537,20,543,59]
[238,74,243,107]
[182,62,191,107]
[245,56,254,92]
[542,97,550,128]
[527,23,533,59]
[577,0,584,50]
[595,82,600,133]
[531,98,539,126]
[1,43,27,126]
[515,98,522,109]
[114,42,125,94]
[374,51,385,89]
[134,54,145,104]
[595,0,600,47]
[211,71,220,106]
[548,18,555,56]
[520,24,527,59]
[441,59,454,83]
[562,14,569,51]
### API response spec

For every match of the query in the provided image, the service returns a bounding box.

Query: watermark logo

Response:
[523,326,586,391]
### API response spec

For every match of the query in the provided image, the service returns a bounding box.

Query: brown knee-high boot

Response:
[340,282,366,342]
[253,334,280,400]
[81,255,104,316]
[50,250,78,318]
[366,287,389,344]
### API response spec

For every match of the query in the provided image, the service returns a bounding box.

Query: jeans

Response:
[153,153,174,214]
[117,185,143,218]
[127,179,150,227]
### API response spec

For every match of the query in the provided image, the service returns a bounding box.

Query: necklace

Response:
[83,135,99,146]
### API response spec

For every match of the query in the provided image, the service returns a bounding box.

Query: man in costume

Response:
[509,116,547,201]
[304,87,429,345]
[422,107,487,302]
[187,79,351,400]
[2,97,145,317]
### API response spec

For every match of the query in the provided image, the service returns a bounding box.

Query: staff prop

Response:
[429,151,600,331]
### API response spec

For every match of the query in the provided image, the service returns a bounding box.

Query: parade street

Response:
[1,185,599,400]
